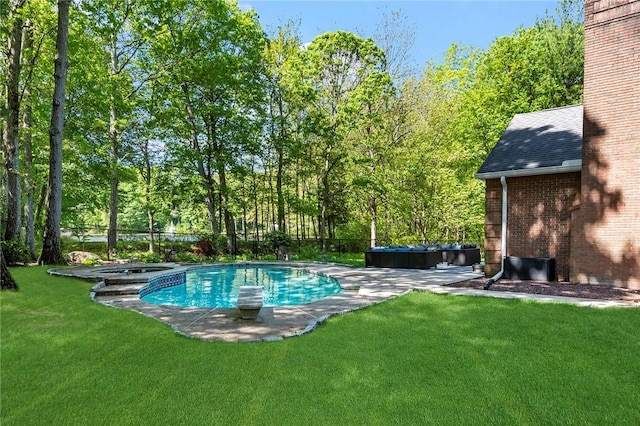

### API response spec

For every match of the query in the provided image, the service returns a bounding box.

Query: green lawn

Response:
[2,267,639,425]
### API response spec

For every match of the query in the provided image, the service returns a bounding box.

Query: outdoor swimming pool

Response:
[140,265,342,308]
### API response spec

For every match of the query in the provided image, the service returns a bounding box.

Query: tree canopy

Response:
[1,0,585,266]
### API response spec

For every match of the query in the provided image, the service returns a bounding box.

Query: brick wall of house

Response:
[484,173,581,281]
[484,179,503,278]
[571,0,640,288]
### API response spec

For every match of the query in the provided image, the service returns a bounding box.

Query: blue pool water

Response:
[141,266,342,308]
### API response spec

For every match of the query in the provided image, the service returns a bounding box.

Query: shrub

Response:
[1,240,31,264]
[298,244,321,260]
[263,231,293,260]
[143,253,163,263]
[174,251,202,263]
[211,234,229,254]
[81,258,101,266]
[193,234,228,259]
[129,251,163,263]
[330,239,369,253]
[334,222,369,240]
[193,240,215,258]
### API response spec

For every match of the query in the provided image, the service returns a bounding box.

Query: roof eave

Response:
[475,163,582,180]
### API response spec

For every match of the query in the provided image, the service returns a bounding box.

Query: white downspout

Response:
[484,175,507,289]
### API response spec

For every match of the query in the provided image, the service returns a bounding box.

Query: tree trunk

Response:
[319,172,329,250]
[251,163,259,241]
[218,166,236,254]
[217,192,223,234]
[300,173,307,239]
[107,35,119,260]
[266,166,274,230]
[147,209,155,253]
[181,82,218,234]
[224,208,235,254]
[1,120,4,225]
[1,245,18,291]
[276,147,286,232]
[204,190,218,234]
[367,143,378,249]
[3,0,24,244]
[143,144,155,253]
[369,195,377,248]
[107,129,119,259]
[40,0,69,266]
[295,163,300,240]
[35,183,47,227]
[241,180,248,240]
[22,20,36,260]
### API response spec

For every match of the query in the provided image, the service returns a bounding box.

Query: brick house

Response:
[476,105,583,282]
[476,0,640,289]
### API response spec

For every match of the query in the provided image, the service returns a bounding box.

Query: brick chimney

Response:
[571,0,640,288]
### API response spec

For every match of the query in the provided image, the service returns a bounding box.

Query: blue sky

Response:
[244,0,558,70]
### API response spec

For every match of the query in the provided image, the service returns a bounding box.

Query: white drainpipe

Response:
[484,175,507,289]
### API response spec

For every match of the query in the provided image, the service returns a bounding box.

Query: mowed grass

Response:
[2,267,639,425]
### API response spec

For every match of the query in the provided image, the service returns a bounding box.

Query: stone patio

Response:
[52,262,479,342]
[50,262,637,343]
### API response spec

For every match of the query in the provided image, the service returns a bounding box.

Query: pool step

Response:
[104,277,149,286]
[94,283,145,297]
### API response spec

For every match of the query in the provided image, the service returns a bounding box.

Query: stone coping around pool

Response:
[49,261,481,342]
[49,261,359,295]
[50,261,348,283]
[48,262,638,343]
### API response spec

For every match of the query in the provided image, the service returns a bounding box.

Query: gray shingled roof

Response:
[476,104,583,179]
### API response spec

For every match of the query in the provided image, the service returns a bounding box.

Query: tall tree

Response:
[39,0,69,265]
[347,75,400,247]
[373,8,417,81]
[21,18,36,260]
[3,0,57,259]
[80,0,150,260]
[18,4,55,259]
[62,5,119,237]
[347,9,416,247]
[2,0,25,245]
[125,93,170,253]
[263,22,302,233]
[294,31,389,245]
[148,0,267,252]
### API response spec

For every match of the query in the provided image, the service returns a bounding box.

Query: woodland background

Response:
[1,0,584,264]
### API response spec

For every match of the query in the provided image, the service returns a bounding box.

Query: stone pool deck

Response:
[53,262,638,343]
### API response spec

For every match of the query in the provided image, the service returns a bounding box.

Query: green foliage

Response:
[131,251,163,263]
[335,222,369,241]
[297,244,321,259]
[459,8,584,158]
[319,252,365,267]
[81,258,101,266]
[173,251,202,263]
[144,0,267,236]
[1,240,32,264]
[7,0,585,259]
[263,231,293,251]
[193,234,228,258]
[374,4,583,246]
[291,30,393,240]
